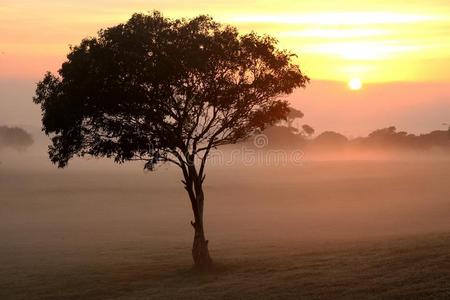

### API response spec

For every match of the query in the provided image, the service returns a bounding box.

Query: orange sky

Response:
[0,0,449,135]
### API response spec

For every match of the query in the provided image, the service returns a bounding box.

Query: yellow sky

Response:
[1,0,450,83]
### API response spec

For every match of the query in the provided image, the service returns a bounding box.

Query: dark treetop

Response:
[34,12,309,174]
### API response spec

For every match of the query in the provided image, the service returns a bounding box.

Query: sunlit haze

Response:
[1,0,449,134]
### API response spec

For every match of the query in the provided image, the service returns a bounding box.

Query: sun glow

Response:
[1,1,450,82]
[348,78,362,90]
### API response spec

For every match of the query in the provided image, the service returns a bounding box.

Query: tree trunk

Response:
[183,165,213,270]
[191,219,212,270]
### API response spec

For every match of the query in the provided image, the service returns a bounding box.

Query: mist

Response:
[1,124,449,299]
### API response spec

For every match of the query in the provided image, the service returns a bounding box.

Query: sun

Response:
[348,78,362,90]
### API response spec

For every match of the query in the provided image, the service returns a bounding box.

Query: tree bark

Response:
[191,219,212,270]
[184,165,213,270]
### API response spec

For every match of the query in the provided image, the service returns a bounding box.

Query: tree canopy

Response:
[34,12,309,173]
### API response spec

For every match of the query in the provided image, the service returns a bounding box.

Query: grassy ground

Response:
[0,234,449,299]
[1,160,449,299]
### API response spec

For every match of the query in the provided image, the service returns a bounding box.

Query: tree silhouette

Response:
[286,107,304,129]
[33,12,308,270]
[311,131,348,150]
[301,124,315,137]
[0,125,33,151]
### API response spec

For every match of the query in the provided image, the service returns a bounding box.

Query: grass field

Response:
[1,159,449,299]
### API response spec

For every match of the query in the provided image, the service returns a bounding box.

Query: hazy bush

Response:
[0,125,34,151]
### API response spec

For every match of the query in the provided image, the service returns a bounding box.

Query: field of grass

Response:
[1,160,449,299]
[1,234,450,299]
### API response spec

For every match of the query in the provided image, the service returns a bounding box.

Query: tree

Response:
[286,107,304,129]
[312,131,348,149]
[33,12,309,270]
[301,124,315,137]
[0,125,33,151]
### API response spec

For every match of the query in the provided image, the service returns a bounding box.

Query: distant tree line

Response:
[251,108,450,153]
[308,126,450,152]
[0,125,33,151]
[350,126,450,150]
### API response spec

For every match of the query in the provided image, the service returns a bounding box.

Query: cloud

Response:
[0,125,34,151]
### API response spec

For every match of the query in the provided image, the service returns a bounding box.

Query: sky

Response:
[0,0,449,136]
